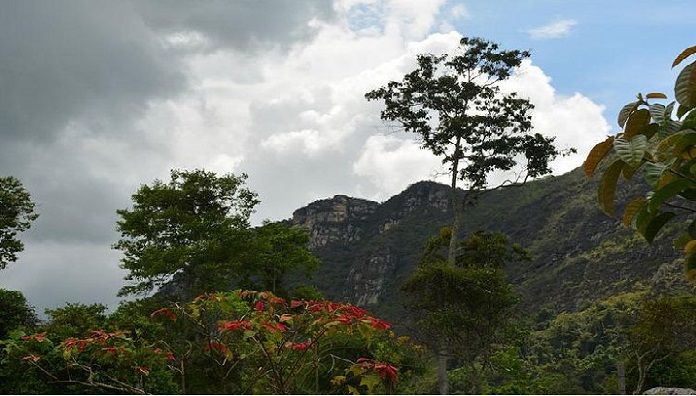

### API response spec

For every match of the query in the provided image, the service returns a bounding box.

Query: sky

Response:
[1,0,695,315]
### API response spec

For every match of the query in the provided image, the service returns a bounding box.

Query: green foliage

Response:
[0,289,37,339]
[626,296,696,394]
[43,302,108,339]
[250,221,321,296]
[3,291,423,395]
[586,44,696,280]
[115,169,260,297]
[0,176,38,269]
[402,231,522,393]
[115,169,320,300]
[365,37,564,193]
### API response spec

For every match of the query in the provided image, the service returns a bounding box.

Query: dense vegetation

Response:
[3,41,696,394]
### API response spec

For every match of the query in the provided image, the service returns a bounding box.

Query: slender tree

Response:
[367,36,566,393]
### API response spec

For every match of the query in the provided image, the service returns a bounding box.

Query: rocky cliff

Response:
[290,168,695,324]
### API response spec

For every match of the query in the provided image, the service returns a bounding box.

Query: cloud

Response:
[526,19,578,39]
[0,1,610,316]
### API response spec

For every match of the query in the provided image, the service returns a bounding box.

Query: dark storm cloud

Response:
[0,0,187,142]
[131,0,336,53]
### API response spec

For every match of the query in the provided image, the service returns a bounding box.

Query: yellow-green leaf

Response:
[584,136,614,177]
[347,385,361,395]
[673,45,696,68]
[622,198,646,228]
[646,92,668,99]
[360,374,382,394]
[598,159,625,216]
[684,240,696,254]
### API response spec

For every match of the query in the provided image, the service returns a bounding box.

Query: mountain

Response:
[289,167,696,324]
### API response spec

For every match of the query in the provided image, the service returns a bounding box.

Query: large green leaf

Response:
[642,211,676,243]
[643,162,667,187]
[624,109,651,138]
[614,135,647,167]
[649,103,667,124]
[675,62,696,110]
[598,159,625,216]
[648,178,696,213]
[618,101,639,128]
[671,129,696,157]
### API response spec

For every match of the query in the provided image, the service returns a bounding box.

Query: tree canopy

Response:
[114,169,319,298]
[0,176,38,269]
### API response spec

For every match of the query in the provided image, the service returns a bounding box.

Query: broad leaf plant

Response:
[585,45,696,280]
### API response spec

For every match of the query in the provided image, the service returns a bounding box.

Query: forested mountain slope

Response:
[290,167,695,323]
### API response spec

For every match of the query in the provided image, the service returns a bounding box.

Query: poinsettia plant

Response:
[11,290,420,394]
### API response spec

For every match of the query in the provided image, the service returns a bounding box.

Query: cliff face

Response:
[289,169,694,324]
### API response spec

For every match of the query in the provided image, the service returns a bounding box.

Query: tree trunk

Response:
[618,360,626,395]
[437,349,449,395]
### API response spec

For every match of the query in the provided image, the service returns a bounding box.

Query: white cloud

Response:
[353,135,445,199]
[0,0,612,315]
[526,19,578,39]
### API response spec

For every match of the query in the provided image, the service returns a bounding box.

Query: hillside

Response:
[289,167,696,324]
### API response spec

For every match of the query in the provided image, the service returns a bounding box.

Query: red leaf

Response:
[218,320,251,332]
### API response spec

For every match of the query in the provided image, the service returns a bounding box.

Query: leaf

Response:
[347,385,361,395]
[672,130,696,157]
[598,159,626,216]
[675,62,696,109]
[624,109,651,138]
[646,92,668,99]
[622,198,646,228]
[614,135,647,167]
[673,45,696,68]
[618,101,639,128]
[584,136,615,177]
[643,162,667,187]
[642,211,676,243]
[360,374,382,394]
[648,178,696,213]
[684,240,696,254]
[649,103,667,124]
[622,163,640,180]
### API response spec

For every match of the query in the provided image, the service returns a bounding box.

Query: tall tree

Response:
[0,176,38,269]
[402,230,524,394]
[367,36,566,393]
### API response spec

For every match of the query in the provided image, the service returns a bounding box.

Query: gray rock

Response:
[644,387,696,395]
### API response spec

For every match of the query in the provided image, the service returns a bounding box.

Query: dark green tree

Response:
[115,169,320,299]
[250,221,321,296]
[0,176,38,269]
[0,289,37,339]
[367,36,566,393]
[402,230,524,394]
[114,169,260,297]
